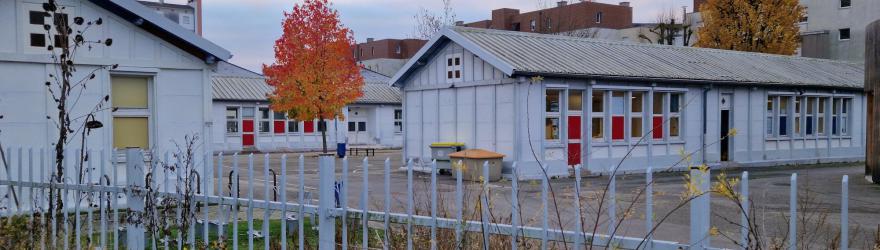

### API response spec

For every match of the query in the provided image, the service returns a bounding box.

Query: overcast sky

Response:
[175,0,692,72]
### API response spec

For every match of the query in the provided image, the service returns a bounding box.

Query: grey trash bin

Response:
[429,142,465,172]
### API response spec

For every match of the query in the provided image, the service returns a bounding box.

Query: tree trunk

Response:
[320,118,328,153]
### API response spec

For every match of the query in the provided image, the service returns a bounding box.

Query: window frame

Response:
[630,91,645,140]
[545,88,563,142]
[111,74,154,149]
[840,0,851,8]
[226,106,240,134]
[258,107,271,134]
[839,28,851,41]
[591,90,606,142]
[445,53,463,83]
[23,3,74,54]
[394,109,403,134]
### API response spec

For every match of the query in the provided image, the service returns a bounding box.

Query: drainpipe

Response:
[701,86,710,165]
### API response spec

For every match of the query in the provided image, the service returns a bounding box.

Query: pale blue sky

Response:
[176,0,691,72]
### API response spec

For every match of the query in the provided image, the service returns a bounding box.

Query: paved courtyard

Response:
[214,149,880,249]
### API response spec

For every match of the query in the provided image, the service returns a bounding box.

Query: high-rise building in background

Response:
[138,0,202,35]
[353,38,428,77]
[798,0,880,62]
[688,0,880,63]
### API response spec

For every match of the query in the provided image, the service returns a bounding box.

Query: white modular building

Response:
[0,0,230,155]
[212,67,403,153]
[390,27,865,179]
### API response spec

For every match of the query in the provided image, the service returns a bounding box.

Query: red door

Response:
[242,119,255,146]
[568,115,582,166]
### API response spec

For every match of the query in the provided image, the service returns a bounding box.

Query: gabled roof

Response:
[212,68,401,105]
[391,26,864,90]
[358,68,401,105]
[88,0,232,62]
[212,75,271,101]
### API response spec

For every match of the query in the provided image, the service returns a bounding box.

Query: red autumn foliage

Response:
[263,0,364,152]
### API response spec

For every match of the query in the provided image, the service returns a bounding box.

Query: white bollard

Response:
[318,154,337,249]
[689,166,711,250]
[841,175,849,250]
[788,173,797,250]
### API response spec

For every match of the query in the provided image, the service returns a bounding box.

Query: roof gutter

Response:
[512,70,864,91]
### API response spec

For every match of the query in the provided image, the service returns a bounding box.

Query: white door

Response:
[347,119,371,144]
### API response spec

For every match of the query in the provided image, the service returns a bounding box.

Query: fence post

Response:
[318,154,337,249]
[645,167,653,250]
[124,148,146,250]
[788,173,797,250]
[740,171,749,250]
[689,166,710,250]
[841,175,848,250]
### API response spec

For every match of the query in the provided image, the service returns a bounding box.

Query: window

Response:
[766,97,774,136]
[806,98,815,135]
[288,120,300,133]
[348,122,356,132]
[530,19,536,31]
[318,120,328,132]
[669,93,681,137]
[840,0,851,8]
[779,96,789,136]
[841,98,850,136]
[832,99,840,135]
[358,122,367,132]
[394,109,403,133]
[226,107,239,133]
[304,120,315,133]
[631,92,645,139]
[259,107,270,133]
[546,17,552,31]
[273,111,286,134]
[445,53,462,83]
[818,98,826,135]
[592,91,604,140]
[24,5,71,52]
[611,91,625,140]
[794,97,802,135]
[396,45,401,54]
[545,89,561,140]
[112,76,151,149]
[595,12,603,23]
[800,7,808,23]
[181,15,191,25]
[839,28,851,40]
[652,92,664,139]
[242,107,255,118]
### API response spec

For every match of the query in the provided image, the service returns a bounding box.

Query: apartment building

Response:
[354,38,427,77]
[462,1,632,33]
[138,0,201,35]
[799,0,880,62]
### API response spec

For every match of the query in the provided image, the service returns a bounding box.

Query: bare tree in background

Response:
[412,0,456,40]
[639,8,694,46]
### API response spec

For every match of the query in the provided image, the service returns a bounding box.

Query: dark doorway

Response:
[720,93,732,162]
[721,109,730,161]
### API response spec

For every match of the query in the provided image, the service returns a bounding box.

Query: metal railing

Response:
[0,147,854,250]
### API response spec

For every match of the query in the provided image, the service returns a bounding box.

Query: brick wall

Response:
[354,39,428,61]
[464,1,633,33]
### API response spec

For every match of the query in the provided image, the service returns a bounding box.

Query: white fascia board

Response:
[97,0,232,61]
[389,27,516,87]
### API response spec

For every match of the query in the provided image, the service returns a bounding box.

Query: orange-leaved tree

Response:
[263,0,364,153]
[695,0,804,55]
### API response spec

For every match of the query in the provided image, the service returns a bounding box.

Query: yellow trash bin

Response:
[449,149,505,182]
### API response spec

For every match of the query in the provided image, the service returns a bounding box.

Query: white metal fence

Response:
[0,147,854,249]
